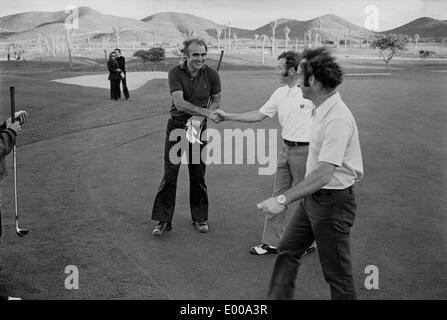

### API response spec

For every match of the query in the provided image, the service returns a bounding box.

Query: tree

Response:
[261,34,269,64]
[414,34,420,54]
[370,33,409,69]
[179,26,196,40]
[270,20,278,56]
[227,22,231,53]
[133,47,166,70]
[306,30,312,48]
[233,33,238,52]
[283,26,290,51]
[254,34,259,52]
[113,27,121,48]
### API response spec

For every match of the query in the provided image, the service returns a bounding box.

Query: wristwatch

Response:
[275,195,288,207]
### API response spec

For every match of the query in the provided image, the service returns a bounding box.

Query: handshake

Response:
[207,109,230,124]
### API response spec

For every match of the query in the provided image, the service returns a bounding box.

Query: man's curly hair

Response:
[277,50,301,71]
[181,38,208,57]
[300,48,343,89]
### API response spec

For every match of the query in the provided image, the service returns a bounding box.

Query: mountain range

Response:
[0,7,445,45]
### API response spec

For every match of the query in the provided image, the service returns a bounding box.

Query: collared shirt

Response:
[168,62,221,121]
[258,85,313,142]
[306,92,364,189]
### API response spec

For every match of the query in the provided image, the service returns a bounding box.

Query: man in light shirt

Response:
[215,51,316,256]
[258,48,363,300]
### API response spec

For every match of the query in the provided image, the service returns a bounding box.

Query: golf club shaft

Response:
[216,50,224,72]
[10,87,19,223]
[206,50,225,109]
[13,146,18,223]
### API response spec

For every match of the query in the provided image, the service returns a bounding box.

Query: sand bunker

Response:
[51,72,168,90]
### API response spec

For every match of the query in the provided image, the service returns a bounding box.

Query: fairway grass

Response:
[0,59,446,299]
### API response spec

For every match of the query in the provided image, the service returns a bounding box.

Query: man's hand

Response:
[257,197,286,215]
[6,110,29,126]
[6,122,21,135]
[214,109,229,121]
[208,111,223,124]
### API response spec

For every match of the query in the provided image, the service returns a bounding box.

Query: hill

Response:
[0,7,154,43]
[381,17,447,39]
[1,7,445,48]
[240,14,376,42]
[142,12,251,42]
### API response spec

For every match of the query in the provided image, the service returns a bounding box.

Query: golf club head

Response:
[16,227,29,237]
[15,221,29,237]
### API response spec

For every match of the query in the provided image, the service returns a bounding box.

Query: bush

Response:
[418,49,436,60]
[133,47,165,62]
[133,47,166,70]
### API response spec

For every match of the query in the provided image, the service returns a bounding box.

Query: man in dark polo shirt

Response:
[151,38,222,236]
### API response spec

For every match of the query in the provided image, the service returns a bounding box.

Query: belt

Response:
[170,116,208,129]
[315,186,354,195]
[170,116,190,127]
[283,139,309,147]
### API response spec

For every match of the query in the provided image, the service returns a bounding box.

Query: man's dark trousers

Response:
[152,117,208,223]
[121,76,129,99]
[268,187,357,300]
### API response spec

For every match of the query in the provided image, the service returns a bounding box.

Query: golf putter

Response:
[10,86,29,237]
[199,50,225,127]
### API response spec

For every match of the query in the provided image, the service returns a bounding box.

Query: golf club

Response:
[10,86,29,237]
[206,49,224,114]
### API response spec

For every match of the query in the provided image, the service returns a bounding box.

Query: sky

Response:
[2,0,446,31]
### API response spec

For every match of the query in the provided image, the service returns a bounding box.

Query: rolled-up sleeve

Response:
[258,91,278,118]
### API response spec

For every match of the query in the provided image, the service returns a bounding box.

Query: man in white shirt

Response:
[215,51,316,256]
[258,48,363,299]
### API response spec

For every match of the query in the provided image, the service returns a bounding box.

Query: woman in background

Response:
[107,52,121,100]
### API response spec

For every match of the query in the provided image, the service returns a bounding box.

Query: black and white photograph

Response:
[0,0,446,306]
